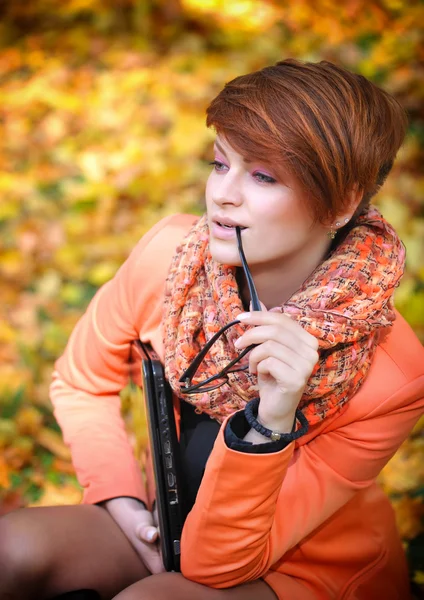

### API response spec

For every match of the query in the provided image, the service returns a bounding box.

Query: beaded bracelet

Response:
[244,397,309,442]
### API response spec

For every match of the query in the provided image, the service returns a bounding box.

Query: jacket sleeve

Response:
[49,214,189,505]
[224,410,294,453]
[180,375,424,588]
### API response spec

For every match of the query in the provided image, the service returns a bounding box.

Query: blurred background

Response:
[0,0,423,589]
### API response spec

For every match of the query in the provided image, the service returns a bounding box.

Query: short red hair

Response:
[206,58,408,227]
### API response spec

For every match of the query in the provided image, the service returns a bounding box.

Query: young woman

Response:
[1,58,423,600]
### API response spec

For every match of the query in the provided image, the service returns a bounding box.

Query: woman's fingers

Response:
[133,527,164,574]
[137,524,159,543]
[235,311,320,421]
[256,357,304,394]
[248,340,318,377]
[235,324,319,365]
[237,311,319,351]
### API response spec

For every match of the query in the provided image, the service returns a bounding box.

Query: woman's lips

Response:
[210,222,247,240]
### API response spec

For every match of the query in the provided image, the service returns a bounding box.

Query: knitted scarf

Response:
[162,205,405,426]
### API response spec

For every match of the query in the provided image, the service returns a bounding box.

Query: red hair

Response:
[206,58,408,227]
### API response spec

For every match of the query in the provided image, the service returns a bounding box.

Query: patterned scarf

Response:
[162,205,405,426]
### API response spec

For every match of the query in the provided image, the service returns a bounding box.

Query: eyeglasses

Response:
[179,226,261,395]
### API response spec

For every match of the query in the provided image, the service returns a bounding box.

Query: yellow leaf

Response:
[379,438,424,494]
[28,481,82,508]
[414,571,424,585]
[0,420,18,449]
[0,250,24,278]
[36,427,71,461]
[411,414,424,436]
[4,437,34,470]
[87,261,119,286]
[15,406,44,437]
[391,496,424,540]
[0,321,16,344]
[0,198,20,221]
[79,151,106,182]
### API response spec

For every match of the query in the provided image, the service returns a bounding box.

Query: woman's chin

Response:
[209,244,241,267]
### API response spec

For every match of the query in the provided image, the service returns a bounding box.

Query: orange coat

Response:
[50,214,424,599]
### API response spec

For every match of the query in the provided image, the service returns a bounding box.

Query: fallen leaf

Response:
[28,481,82,507]
[35,427,71,461]
[0,456,10,488]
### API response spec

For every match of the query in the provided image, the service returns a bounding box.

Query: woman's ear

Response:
[334,185,364,226]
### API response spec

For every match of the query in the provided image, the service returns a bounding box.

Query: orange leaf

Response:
[0,456,10,489]
[52,458,76,476]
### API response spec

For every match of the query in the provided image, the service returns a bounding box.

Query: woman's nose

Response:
[212,174,243,207]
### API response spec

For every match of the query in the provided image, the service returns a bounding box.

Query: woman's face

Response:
[206,136,330,271]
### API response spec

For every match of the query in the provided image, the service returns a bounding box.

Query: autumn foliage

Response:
[0,0,423,587]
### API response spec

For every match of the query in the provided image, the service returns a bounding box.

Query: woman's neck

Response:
[237,236,333,310]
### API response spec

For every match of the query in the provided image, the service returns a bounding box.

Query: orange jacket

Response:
[50,214,424,599]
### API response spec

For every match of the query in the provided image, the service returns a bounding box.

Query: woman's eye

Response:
[208,161,276,184]
[208,160,227,172]
[253,172,276,184]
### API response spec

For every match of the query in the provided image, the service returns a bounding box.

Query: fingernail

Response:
[146,528,157,542]
[234,337,242,348]
[237,313,249,321]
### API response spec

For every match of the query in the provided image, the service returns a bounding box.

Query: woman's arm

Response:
[180,375,424,588]
[50,213,196,505]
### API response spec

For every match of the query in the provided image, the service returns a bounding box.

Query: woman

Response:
[1,58,423,600]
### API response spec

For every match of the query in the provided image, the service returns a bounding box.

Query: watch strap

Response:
[244,397,308,442]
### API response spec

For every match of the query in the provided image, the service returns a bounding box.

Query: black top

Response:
[179,400,291,511]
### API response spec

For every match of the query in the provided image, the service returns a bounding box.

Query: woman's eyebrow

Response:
[214,140,252,164]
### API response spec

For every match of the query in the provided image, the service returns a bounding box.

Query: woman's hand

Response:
[236,310,319,432]
[101,496,165,575]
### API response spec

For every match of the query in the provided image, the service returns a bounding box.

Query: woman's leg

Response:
[0,504,150,600]
[111,572,278,600]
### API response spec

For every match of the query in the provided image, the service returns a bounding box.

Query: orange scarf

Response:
[162,205,405,426]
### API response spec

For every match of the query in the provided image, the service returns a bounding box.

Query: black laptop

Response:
[133,340,186,572]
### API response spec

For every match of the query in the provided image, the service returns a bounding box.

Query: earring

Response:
[327,218,349,240]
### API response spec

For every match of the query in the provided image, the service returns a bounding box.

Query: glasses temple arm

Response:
[179,227,260,388]
[179,319,241,384]
[236,226,261,311]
